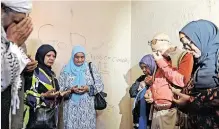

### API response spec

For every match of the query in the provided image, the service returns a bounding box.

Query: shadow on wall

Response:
[96,110,106,129]
[119,64,142,129]
[26,39,43,57]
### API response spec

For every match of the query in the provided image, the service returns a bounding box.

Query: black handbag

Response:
[26,107,57,129]
[26,74,57,129]
[88,62,107,110]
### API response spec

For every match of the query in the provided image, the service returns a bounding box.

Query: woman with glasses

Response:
[146,33,194,129]
[172,19,219,129]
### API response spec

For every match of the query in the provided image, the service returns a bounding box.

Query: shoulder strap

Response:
[178,51,188,68]
[51,75,56,89]
[171,51,187,69]
[152,65,157,81]
[217,49,219,78]
[88,62,95,84]
[168,50,187,88]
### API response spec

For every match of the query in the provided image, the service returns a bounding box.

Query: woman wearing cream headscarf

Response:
[145,33,193,129]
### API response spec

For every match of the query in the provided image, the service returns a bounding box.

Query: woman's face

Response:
[44,51,56,67]
[140,63,151,76]
[74,52,85,66]
[179,33,201,58]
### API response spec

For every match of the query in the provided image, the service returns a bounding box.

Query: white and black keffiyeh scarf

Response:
[1,26,30,114]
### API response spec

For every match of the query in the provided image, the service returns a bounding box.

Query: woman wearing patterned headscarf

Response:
[58,45,104,129]
[129,54,156,129]
[172,19,219,128]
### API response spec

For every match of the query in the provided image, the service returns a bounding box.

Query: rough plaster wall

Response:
[131,0,219,67]
[27,1,132,129]
[25,1,219,129]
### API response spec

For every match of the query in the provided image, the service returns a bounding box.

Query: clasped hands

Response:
[144,90,153,103]
[141,75,154,103]
[70,85,89,94]
[60,85,89,97]
[6,17,33,47]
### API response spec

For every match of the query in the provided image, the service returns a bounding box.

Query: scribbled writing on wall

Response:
[38,24,117,51]
[86,53,129,63]
[37,24,130,75]
[38,24,87,49]
[86,53,130,75]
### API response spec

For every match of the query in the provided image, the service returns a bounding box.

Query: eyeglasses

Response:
[180,36,195,51]
[148,39,170,46]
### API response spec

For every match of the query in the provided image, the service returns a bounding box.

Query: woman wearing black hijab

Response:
[24,44,59,92]
[24,44,68,129]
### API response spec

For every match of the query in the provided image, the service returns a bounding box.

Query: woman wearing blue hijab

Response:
[58,46,104,129]
[172,20,219,129]
[129,54,156,129]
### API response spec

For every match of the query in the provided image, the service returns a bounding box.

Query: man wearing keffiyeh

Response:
[1,0,37,129]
